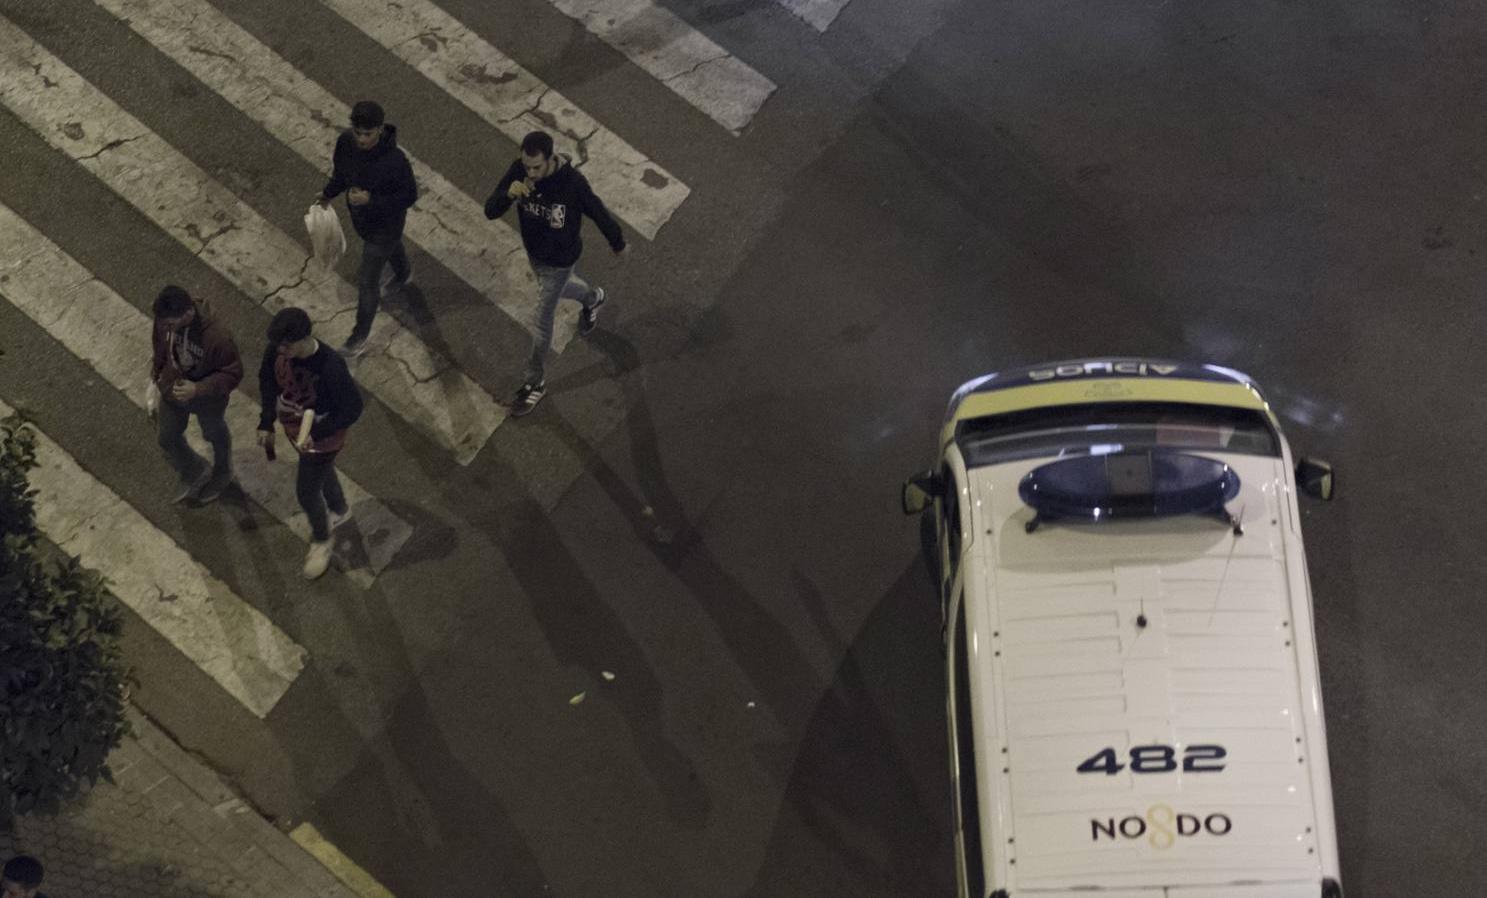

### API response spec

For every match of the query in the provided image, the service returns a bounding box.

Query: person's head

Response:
[153,285,196,330]
[519,131,558,180]
[2,856,44,898]
[350,100,385,150]
[266,307,316,359]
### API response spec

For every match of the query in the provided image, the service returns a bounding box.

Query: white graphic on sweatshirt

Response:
[521,199,569,229]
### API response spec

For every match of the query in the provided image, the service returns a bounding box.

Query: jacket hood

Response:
[356,123,399,156]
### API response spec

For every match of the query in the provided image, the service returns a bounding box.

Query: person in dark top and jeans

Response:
[256,307,364,580]
[485,129,627,416]
[149,285,243,504]
[317,100,418,357]
[1,855,47,898]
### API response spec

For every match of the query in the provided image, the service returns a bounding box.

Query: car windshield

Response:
[956,401,1280,468]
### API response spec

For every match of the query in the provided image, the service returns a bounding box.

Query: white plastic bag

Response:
[304,203,346,272]
[144,379,160,418]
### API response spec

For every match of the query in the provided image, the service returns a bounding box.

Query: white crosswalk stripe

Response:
[0,13,507,465]
[776,0,852,32]
[94,0,589,358]
[0,202,413,589]
[0,397,307,718]
[543,0,776,134]
[319,0,691,240]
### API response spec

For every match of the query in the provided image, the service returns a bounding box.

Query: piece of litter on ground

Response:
[746,701,756,708]
[641,505,654,517]
[601,671,616,681]
[569,691,587,705]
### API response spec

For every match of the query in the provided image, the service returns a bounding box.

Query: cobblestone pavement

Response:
[1,707,362,898]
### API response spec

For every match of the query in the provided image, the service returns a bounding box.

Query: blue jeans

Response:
[352,237,410,343]
[157,394,231,487]
[525,262,598,384]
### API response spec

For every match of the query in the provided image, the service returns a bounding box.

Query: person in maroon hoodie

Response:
[149,286,243,504]
[255,307,364,580]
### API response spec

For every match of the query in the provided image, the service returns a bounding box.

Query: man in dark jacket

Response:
[149,285,243,504]
[256,307,364,580]
[484,129,627,416]
[317,100,418,356]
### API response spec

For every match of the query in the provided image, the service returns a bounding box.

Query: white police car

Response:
[902,359,1343,898]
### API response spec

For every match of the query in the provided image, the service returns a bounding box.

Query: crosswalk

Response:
[0,395,306,719]
[0,202,413,591]
[543,0,776,135]
[776,0,854,32]
[0,0,841,715]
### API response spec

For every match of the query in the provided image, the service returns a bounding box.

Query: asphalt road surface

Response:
[1,0,1483,895]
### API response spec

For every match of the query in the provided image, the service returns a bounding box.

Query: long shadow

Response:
[429,441,715,830]
[535,329,957,894]
[743,561,956,897]
[306,586,552,898]
[539,329,827,734]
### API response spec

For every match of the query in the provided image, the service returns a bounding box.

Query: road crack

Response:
[76,134,143,161]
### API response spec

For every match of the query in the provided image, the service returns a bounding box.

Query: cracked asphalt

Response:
[1,0,1483,896]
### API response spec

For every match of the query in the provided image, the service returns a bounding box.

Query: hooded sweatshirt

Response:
[484,155,625,268]
[150,299,244,399]
[321,125,418,243]
[256,341,364,454]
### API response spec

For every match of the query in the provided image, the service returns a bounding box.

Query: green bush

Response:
[0,418,130,822]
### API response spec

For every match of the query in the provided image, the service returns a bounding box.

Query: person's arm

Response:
[483,159,525,220]
[577,174,625,252]
[320,132,352,201]
[150,321,167,385]
[310,354,364,437]
[257,345,279,431]
[195,325,244,397]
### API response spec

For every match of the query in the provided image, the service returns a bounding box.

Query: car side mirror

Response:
[1296,457,1334,501]
[901,470,943,515]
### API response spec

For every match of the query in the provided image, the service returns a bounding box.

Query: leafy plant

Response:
[0,418,130,822]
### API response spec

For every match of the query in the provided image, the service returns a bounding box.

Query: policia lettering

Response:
[1091,804,1233,849]
[1028,361,1179,381]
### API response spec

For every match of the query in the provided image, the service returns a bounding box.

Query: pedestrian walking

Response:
[1,855,47,898]
[148,285,243,504]
[484,129,627,416]
[256,308,364,580]
[317,100,418,357]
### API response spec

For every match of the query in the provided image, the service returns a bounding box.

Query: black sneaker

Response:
[579,288,606,336]
[195,470,236,505]
[511,380,546,417]
[339,335,368,357]
[173,464,211,504]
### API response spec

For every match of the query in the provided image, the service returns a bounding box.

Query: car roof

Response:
[959,453,1328,890]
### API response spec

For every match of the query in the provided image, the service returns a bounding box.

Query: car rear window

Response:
[956,401,1280,468]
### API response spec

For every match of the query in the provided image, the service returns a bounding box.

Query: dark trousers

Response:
[297,451,348,542]
[352,237,410,343]
[157,394,231,486]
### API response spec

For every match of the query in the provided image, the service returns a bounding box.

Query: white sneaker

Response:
[330,507,354,531]
[302,540,333,580]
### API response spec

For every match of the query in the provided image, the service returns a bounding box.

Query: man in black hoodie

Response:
[485,130,627,416]
[317,100,418,357]
[256,307,364,581]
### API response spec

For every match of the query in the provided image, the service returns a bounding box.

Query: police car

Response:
[902,359,1343,898]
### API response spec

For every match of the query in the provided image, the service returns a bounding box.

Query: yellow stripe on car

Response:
[941,378,1271,448]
